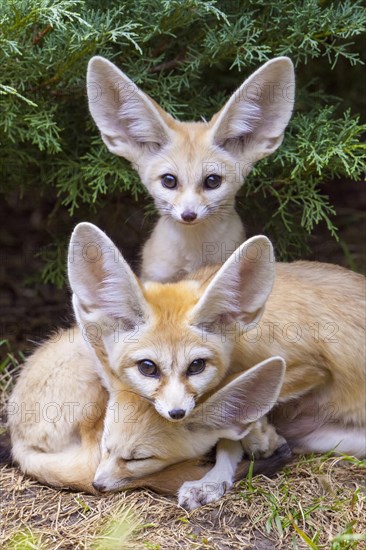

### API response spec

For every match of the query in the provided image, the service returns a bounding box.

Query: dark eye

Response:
[161,174,177,189]
[204,174,222,189]
[137,359,159,378]
[187,358,206,376]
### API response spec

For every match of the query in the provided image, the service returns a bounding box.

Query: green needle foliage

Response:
[1,0,365,284]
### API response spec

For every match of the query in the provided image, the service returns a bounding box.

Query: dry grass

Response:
[1,349,365,550]
[1,448,365,548]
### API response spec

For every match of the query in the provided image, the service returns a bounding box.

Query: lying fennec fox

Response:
[8,331,286,508]
[67,223,366,462]
[87,56,295,282]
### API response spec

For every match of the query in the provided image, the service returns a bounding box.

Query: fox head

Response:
[92,356,285,493]
[68,223,275,421]
[87,56,294,225]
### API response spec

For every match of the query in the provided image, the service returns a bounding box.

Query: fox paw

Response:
[241,417,286,458]
[178,479,231,511]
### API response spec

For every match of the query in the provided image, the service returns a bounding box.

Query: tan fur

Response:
[8,326,284,494]
[87,56,294,282]
[230,261,366,427]
[8,330,107,492]
[8,224,366,498]
[143,260,365,429]
[68,226,275,421]
[185,260,365,404]
[68,224,365,446]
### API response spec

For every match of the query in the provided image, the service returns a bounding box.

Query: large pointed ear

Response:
[87,56,173,162]
[188,357,286,439]
[68,222,148,333]
[211,57,294,163]
[190,235,274,328]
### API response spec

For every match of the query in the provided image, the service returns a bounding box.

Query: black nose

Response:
[92,481,106,492]
[169,408,186,420]
[181,210,197,222]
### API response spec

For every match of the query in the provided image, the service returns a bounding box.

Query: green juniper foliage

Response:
[1,0,365,285]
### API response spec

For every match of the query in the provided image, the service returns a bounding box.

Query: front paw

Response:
[178,479,231,511]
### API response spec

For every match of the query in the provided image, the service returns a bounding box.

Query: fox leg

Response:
[178,418,286,510]
[241,417,286,458]
[290,423,366,458]
[178,439,243,510]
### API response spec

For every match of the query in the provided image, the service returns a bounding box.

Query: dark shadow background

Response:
[1,175,365,356]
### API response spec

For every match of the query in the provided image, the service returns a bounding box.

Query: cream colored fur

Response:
[87,56,295,282]
[7,325,285,500]
[68,223,366,457]
[178,418,284,510]
[92,357,285,495]
[8,329,106,492]
[8,223,366,509]
[68,223,275,421]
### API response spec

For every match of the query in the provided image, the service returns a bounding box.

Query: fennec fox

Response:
[68,223,366,460]
[87,56,295,282]
[7,322,286,503]
[8,221,366,509]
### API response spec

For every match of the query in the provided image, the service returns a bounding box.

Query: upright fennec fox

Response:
[7,318,286,497]
[68,223,276,421]
[69,223,366,459]
[87,56,295,282]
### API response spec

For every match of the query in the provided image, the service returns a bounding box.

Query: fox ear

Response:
[211,57,294,164]
[189,357,286,439]
[190,235,274,328]
[68,222,148,333]
[87,56,172,162]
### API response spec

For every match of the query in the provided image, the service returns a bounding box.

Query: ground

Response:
[0,182,365,549]
[1,456,365,548]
